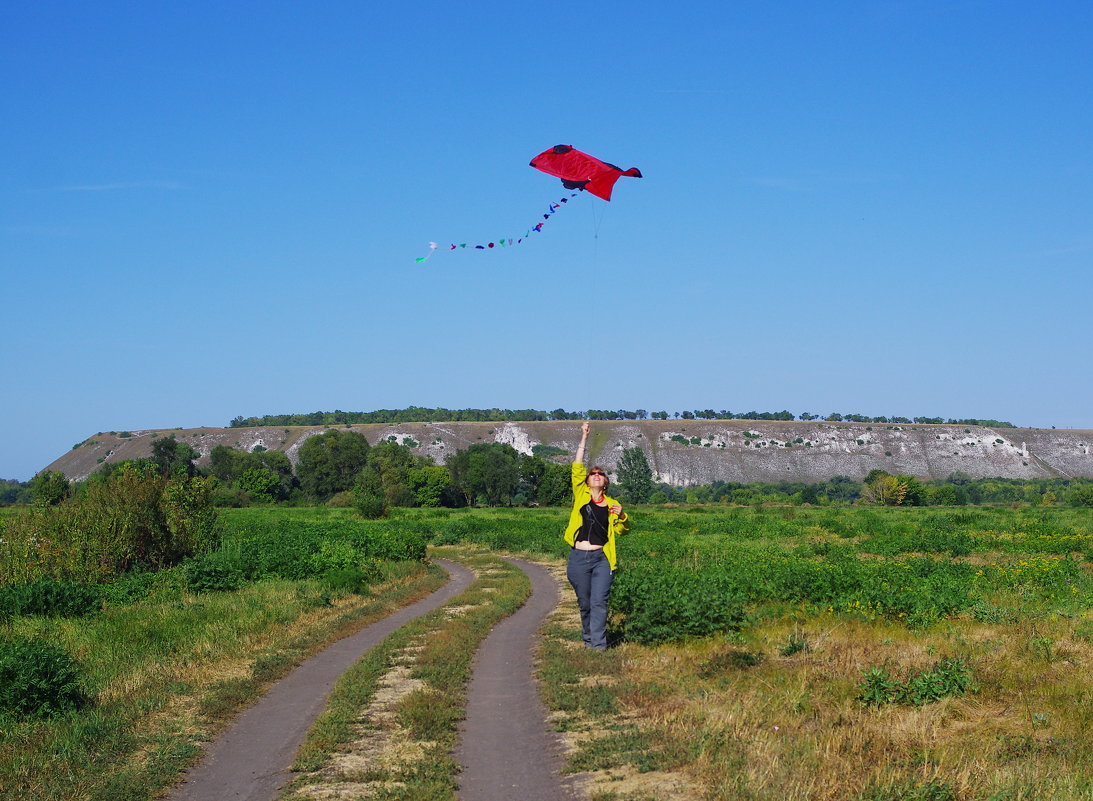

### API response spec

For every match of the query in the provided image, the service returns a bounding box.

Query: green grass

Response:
[526,505,1093,800]
[0,561,444,801]
[4,504,1093,801]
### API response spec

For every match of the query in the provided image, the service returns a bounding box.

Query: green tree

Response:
[367,440,419,507]
[616,447,654,504]
[535,462,571,506]
[408,465,452,507]
[0,479,32,505]
[210,446,296,500]
[898,474,928,506]
[151,437,199,477]
[353,465,386,518]
[861,472,907,506]
[296,430,371,501]
[517,454,548,505]
[30,471,70,506]
[928,484,958,505]
[238,468,281,503]
[209,445,250,483]
[464,443,520,506]
[1067,482,1093,507]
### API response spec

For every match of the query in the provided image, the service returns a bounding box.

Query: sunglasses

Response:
[588,471,606,477]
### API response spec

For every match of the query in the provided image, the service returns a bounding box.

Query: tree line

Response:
[651,471,1093,508]
[228,407,1016,428]
[14,431,1093,511]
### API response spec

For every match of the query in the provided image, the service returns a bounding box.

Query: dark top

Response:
[576,500,610,546]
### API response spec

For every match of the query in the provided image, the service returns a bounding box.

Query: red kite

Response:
[530,144,642,201]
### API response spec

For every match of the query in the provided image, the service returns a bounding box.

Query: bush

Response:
[354,487,387,519]
[308,539,360,574]
[858,658,976,707]
[326,490,355,508]
[212,512,428,583]
[0,637,88,715]
[320,565,379,595]
[186,557,244,592]
[611,566,746,644]
[210,485,248,508]
[0,467,220,584]
[0,579,101,620]
[97,570,162,605]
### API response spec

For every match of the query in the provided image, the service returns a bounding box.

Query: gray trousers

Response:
[566,548,614,650]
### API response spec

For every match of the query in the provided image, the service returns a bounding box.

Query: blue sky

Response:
[3,1,1092,480]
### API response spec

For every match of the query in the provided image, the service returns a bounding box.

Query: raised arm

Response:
[575,420,590,463]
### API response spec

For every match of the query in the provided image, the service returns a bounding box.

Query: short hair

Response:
[585,466,610,489]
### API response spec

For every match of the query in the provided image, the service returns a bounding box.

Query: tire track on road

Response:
[456,557,577,801]
[168,559,474,801]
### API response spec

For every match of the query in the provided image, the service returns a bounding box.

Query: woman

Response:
[564,421,630,650]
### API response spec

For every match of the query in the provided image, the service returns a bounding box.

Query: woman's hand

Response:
[576,421,591,463]
[609,502,623,517]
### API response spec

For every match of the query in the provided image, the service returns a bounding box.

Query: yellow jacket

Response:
[564,462,630,570]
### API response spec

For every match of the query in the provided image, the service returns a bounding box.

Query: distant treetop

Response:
[228,408,1015,429]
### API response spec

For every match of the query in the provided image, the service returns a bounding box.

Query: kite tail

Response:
[414,242,439,263]
[414,192,580,262]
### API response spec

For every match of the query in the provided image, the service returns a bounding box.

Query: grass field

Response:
[531,505,1093,801]
[3,503,1093,800]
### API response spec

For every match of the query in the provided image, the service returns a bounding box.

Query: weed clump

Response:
[186,557,244,592]
[699,649,765,676]
[611,566,746,644]
[857,658,977,707]
[779,631,811,656]
[0,637,89,716]
[0,579,101,620]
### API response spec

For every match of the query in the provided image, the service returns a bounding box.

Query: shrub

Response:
[320,565,378,594]
[325,490,355,508]
[308,539,360,574]
[858,658,976,707]
[611,566,746,644]
[1,468,220,584]
[354,488,387,519]
[98,570,162,605]
[0,579,101,620]
[0,637,88,715]
[186,557,243,592]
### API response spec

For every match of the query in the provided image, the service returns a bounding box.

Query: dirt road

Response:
[168,559,474,801]
[455,557,577,800]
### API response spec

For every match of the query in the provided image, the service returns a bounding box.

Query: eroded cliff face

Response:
[45,420,1093,485]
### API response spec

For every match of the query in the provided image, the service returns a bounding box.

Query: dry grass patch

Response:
[538,562,1093,800]
[291,640,434,800]
[538,561,704,801]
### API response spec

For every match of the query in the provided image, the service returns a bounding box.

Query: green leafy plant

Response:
[186,557,243,592]
[858,658,976,707]
[611,566,746,644]
[0,579,101,620]
[857,665,902,706]
[779,631,811,656]
[0,637,88,716]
